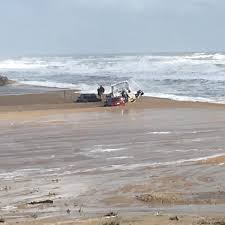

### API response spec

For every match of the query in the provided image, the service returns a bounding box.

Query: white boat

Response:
[110,81,144,103]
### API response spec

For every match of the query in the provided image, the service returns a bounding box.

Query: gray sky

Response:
[0,0,225,56]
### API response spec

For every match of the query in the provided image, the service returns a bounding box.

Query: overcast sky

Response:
[0,0,225,56]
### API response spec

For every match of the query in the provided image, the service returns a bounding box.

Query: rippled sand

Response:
[1,96,225,223]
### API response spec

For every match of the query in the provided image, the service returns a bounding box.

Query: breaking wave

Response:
[1,52,225,103]
[144,93,225,104]
[20,80,89,90]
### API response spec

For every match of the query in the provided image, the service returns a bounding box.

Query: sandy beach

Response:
[2,0,225,223]
[1,89,225,224]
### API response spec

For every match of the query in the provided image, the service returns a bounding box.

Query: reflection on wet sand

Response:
[1,101,225,222]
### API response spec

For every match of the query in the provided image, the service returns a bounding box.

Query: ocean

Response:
[1,52,225,103]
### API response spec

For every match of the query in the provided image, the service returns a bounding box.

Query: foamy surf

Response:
[1,153,225,179]
[2,53,225,104]
[107,156,134,160]
[147,131,172,135]
[20,80,81,90]
[68,153,225,174]
[18,80,112,93]
[1,205,17,211]
[144,92,225,104]
[90,147,127,153]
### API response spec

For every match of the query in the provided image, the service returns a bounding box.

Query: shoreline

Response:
[0,90,225,122]
[0,89,225,114]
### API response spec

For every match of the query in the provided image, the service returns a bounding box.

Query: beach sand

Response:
[6,214,225,225]
[1,90,225,224]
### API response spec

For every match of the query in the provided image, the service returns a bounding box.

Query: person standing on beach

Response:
[97,85,105,99]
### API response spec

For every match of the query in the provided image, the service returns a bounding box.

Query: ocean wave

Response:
[16,80,225,104]
[20,80,80,89]
[0,59,48,70]
[1,53,225,72]
[1,53,225,104]
[19,80,114,94]
[144,92,225,104]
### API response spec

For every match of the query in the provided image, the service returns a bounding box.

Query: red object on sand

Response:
[112,97,126,106]
[105,96,126,106]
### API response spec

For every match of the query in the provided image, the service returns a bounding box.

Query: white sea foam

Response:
[15,77,225,103]
[1,205,17,211]
[90,147,126,153]
[144,92,225,104]
[107,156,134,160]
[147,131,172,135]
[18,81,225,105]
[0,167,61,180]
[19,80,111,93]
[79,153,225,173]
[20,80,80,89]
[0,59,47,69]
[2,53,225,104]
[1,53,225,71]
[173,149,201,153]
[1,154,224,178]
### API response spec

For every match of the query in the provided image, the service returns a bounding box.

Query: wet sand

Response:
[1,90,225,223]
[6,214,225,225]
[0,83,59,96]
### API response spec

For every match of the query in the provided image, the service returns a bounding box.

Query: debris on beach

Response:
[28,199,53,205]
[102,221,120,225]
[104,212,118,217]
[0,185,11,192]
[136,191,225,206]
[29,188,39,194]
[66,209,71,214]
[78,205,83,215]
[213,222,225,225]
[48,192,56,197]
[136,192,182,204]
[52,178,60,183]
[0,218,5,223]
[31,213,38,219]
[196,219,225,225]
[154,211,161,216]
[169,215,179,221]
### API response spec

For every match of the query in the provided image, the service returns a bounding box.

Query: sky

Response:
[0,0,225,56]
